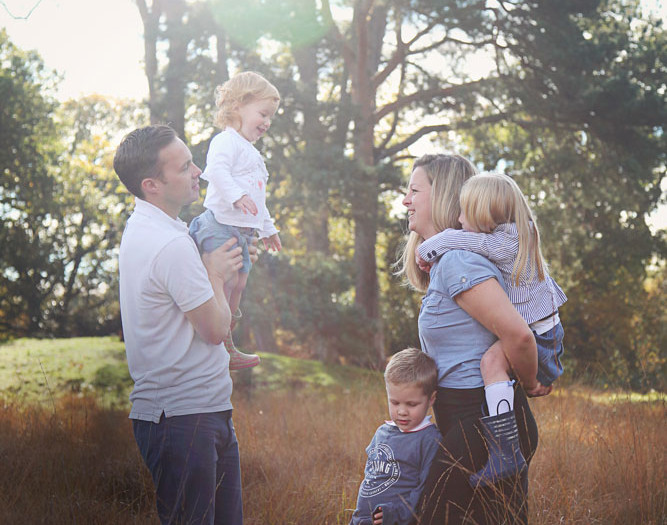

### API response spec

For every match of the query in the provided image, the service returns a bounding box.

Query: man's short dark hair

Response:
[113,125,177,199]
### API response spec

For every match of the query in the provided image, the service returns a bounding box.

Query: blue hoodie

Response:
[350,417,442,525]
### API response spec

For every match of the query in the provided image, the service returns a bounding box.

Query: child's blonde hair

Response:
[395,154,478,292]
[384,347,438,396]
[460,172,546,285]
[214,71,280,130]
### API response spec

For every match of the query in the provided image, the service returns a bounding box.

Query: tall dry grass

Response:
[0,382,664,524]
[0,396,155,524]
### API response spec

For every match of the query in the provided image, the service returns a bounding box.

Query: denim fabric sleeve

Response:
[438,250,505,299]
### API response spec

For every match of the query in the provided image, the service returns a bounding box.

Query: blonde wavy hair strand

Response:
[460,172,546,285]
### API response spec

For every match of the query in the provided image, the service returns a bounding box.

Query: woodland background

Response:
[1,0,665,390]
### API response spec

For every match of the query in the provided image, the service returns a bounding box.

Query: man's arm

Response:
[185,238,243,345]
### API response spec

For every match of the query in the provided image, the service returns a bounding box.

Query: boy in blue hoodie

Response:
[351,348,442,525]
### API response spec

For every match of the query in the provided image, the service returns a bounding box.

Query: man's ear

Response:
[141,177,160,196]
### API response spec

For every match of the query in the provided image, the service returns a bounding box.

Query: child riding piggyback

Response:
[189,71,282,370]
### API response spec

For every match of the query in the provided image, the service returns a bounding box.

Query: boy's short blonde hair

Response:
[384,347,438,396]
[214,71,280,129]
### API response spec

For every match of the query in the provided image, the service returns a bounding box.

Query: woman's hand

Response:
[525,382,552,397]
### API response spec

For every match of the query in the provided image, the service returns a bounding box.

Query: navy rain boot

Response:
[470,410,527,487]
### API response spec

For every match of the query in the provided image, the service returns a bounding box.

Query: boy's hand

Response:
[262,233,282,252]
[233,194,258,216]
[372,507,383,524]
[525,381,552,397]
[415,247,432,273]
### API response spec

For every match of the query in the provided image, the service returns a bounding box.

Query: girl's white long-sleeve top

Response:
[201,127,278,239]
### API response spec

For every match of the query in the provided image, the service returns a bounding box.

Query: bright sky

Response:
[1,0,665,229]
[1,0,146,100]
[2,0,665,101]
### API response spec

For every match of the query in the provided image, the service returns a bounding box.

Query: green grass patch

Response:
[0,337,383,408]
[0,336,131,407]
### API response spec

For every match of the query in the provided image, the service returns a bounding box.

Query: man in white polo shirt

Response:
[114,125,251,525]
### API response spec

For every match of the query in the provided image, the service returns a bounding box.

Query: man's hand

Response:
[202,238,243,284]
[233,194,258,215]
[262,233,282,252]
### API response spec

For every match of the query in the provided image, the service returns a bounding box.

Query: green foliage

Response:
[0,337,382,406]
[0,29,61,335]
[92,363,134,394]
[210,0,329,49]
[459,0,666,390]
[0,30,148,338]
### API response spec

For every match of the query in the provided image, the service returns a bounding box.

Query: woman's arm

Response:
[454,278,538,391]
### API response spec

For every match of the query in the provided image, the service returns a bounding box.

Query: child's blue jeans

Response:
[189,209,256,274]
[535,321,565,387]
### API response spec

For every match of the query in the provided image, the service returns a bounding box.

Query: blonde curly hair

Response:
[214,71,280,130]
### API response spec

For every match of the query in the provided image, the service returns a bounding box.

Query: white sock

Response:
[485,380,515,416]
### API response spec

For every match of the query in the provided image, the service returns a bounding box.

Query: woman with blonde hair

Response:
[417,171,566,488]
[397,155,542,524]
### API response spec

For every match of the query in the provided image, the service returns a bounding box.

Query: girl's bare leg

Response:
[224,271,259,369]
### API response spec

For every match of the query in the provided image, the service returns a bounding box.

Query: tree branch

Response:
[321,0,355,69]
[0,0,44,19]
[376,61,406,152]
[378,113,510,160]
[374,79,488,123]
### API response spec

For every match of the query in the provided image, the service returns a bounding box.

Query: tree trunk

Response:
[136,0,162,123]
[347,1,388,368]
[163,0,187,139]
[293,44,330,254]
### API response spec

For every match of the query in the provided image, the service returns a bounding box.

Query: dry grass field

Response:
[0,377,664,524]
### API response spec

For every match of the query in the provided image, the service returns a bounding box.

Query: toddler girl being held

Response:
[190,71,282,369]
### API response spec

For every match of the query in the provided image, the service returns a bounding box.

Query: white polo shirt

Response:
[119,198,233,423]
